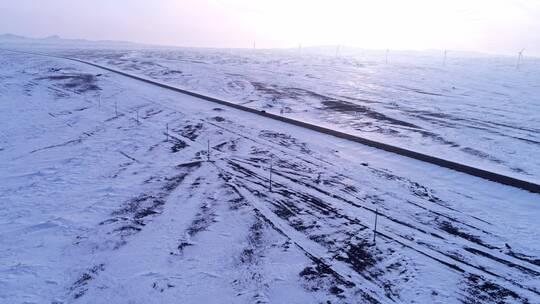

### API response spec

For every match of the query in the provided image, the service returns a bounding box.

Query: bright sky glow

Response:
[1,0,539,55]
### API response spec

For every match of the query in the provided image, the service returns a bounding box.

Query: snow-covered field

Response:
[53,46,540,184]
[1,39,540,304]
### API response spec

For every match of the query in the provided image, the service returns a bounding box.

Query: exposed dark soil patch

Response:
[461,147,504,164]
[162,69,182,76]
[213,139,239,153]
[507,250,540,267]
[216,175,248,210]
[101,162,201,244]
[70,264,105,299]
[461,274,526,304]
[143,108,164,119]
[259,130,311,154]
[338,240,377,273]
[299,261,348,299]
[239,219,265,265]
[176,192,219,254]
[38,73,100,93]
[321,99,419,129]
[369,168,459,210]
[185,201,217,237]
[251,82,301,102]
[439,221,496,249]
[178,123,203,141]
[409,181,442,203]
[464,247,540,277]
[171,139,188,153]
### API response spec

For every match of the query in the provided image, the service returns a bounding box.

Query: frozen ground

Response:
[1,40,540,304]
[46,46,540,184]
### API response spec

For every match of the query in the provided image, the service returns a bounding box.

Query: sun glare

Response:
[213,0,536,51]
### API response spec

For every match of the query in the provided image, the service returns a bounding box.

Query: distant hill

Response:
[0,33,145,49]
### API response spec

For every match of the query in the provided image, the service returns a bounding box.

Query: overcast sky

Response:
[1,0,539,55]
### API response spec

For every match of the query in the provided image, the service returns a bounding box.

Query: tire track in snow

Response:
[220,157,539,302]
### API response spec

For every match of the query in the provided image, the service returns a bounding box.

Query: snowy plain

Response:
[1,37,540,304]
[57,46,540,184]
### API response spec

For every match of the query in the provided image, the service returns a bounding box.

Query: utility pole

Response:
[166,123,169,142]
[136,109,139,124]
[269,158,273,192]
[207,139,210,161]
[115,101,118,117]
[335,45,341,58]
[373,209,379,244]
[385,49,389,64]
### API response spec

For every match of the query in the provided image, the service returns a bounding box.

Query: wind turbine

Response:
[517,48,525,69]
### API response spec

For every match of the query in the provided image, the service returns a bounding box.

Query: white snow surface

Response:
[50,46,540,183]
[1,43,540,304]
